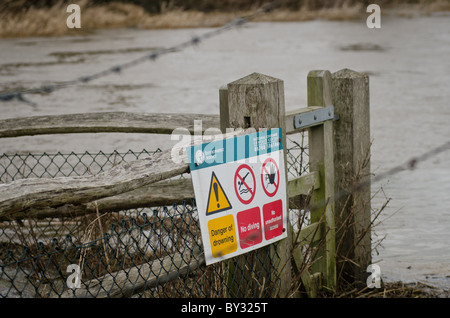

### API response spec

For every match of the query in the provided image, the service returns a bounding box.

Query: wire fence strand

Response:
[0,1,279,107]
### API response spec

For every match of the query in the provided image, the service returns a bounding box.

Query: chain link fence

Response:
[0,133,309,298]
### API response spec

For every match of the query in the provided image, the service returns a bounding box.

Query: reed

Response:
[1,0,448,38]
[0,1,150,38]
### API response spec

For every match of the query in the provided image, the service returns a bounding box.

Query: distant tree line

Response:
[1,0,429,14]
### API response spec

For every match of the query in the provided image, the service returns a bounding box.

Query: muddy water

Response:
[1,14,449,290]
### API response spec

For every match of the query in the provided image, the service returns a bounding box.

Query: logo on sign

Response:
[195,150,205,165]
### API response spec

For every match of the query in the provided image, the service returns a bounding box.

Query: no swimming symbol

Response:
[234,164,256,204]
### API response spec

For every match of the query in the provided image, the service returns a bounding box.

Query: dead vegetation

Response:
[0,0,449,38]
[340,281,450,298]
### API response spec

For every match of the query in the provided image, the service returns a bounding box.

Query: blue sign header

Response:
[187,128,283,172]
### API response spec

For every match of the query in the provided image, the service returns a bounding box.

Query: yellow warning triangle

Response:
[206,172,232,216]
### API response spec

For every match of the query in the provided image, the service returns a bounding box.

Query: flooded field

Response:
[1,14,449,290]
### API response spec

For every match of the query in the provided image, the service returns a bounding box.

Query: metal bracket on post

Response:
[293,106,336,130]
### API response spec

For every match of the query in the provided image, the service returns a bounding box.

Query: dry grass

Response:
[339,281,450,298]
[1,0,449,38]
[0,1,151,38]
[0,1,360,38]
[257,2,366,22]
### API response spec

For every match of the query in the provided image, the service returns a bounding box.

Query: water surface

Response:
[1,15,449,290]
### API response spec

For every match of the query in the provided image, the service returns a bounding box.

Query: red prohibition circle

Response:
[234,164,256,204]
[261,158,279,197]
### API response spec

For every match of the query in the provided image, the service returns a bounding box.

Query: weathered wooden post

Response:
[331,69,371,288]
[219,72,291,297]
[307,70,336,291]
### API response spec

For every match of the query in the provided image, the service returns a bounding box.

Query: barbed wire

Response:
[0,1,279,107]
[304,137,450,219]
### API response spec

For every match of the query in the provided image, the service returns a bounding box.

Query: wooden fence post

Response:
[331,69,371,288]
[307,70,336,291]
[219,72,291,298]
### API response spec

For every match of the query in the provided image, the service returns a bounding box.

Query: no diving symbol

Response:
[261,158,279,197]
[234,164,256,205]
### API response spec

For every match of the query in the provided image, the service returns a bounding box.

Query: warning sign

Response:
[261,158,279,197]
[234,164,256,205]
[208,214,237,258]
[206,172,232,215]
[263,199,283,240]
[187,128,287,265]
[237,207,262,249]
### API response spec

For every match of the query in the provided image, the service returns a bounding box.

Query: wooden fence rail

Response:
[0,112,220,138]
[0,147,188,220]
[0,69,371,297]
[0,107,324,139]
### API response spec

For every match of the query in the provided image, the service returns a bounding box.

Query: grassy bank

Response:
[345,281,450,298]
[0,0,449,38]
